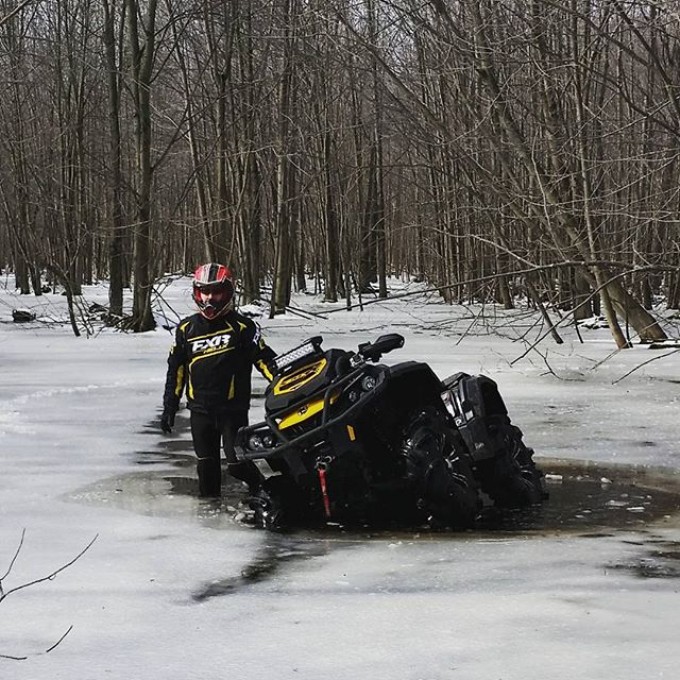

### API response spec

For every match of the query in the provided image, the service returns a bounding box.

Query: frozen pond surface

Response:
[3,279,680,679]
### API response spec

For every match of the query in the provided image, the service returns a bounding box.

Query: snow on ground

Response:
[1,274,679,680]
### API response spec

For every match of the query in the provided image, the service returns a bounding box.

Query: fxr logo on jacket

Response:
[190,333,232,353]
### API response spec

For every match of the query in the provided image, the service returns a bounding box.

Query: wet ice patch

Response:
[607,537,680,578]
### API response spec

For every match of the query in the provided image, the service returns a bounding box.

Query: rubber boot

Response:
[197,456,221,497]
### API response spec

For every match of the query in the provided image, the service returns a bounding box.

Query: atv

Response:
[234,334,545,529]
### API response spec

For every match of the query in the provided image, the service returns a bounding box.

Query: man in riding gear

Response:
[160,263,276,497]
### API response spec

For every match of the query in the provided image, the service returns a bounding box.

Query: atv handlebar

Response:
[357,333,405,362]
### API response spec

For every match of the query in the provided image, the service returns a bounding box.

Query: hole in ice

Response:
[71,447,680,536]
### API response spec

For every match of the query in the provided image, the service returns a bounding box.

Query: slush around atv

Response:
[235,334,545,530]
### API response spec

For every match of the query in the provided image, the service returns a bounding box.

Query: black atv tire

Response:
[401,409,480,529]
[249,487,284,530]
[477,424,545,508]
[248,477,303,531]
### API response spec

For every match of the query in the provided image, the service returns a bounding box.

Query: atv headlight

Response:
[361,375,377,391]
[248,434,265,451]
[248,429,276,451]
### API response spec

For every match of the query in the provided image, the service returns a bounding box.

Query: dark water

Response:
[476,460,680,533]
[135,434,680,535]
[142,412,680,535]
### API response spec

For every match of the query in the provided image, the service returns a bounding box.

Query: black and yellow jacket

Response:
[163,310,276,415]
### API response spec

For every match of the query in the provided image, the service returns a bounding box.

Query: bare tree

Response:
[0,0,676,345]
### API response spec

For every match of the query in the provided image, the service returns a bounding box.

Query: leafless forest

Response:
[0,0,678,345]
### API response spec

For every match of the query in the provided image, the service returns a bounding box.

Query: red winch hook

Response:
[316,459,332,519]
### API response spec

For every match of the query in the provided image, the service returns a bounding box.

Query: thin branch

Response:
[0,534,98,661]
[612,349,680,384]
[0,534,99,604]
[0,0,40,29]
[0,528,26,584]
[44,625,74,654]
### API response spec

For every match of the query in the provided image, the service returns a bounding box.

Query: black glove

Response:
[160,410,175,433]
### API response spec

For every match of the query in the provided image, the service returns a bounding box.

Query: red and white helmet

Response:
[192,263,235,320]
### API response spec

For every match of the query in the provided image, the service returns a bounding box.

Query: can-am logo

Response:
[191,334,232,353]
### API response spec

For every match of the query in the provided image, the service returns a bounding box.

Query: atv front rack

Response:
[236,362,388,475]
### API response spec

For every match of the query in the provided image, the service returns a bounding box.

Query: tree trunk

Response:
[103,0,125,319]
[270,0,298,315]
[126,0,157,332]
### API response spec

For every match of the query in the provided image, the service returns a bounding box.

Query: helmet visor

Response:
[193,280,234,318]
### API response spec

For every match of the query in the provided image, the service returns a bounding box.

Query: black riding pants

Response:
[189,410,252,497]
